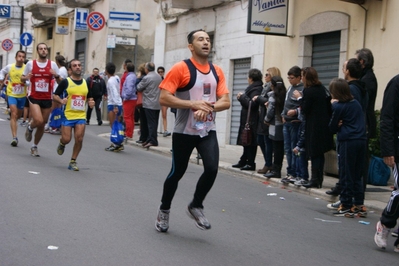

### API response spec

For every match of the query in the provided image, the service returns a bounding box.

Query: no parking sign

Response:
[1,39,13,51]
[87,12,105,31]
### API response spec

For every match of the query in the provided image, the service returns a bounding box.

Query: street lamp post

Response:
[16,0,24,50]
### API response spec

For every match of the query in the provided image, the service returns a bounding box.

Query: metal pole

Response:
[19,6,24,50]
[134,35,138,68]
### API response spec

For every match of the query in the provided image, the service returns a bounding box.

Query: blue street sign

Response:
[109,11,140,21]
[20,32,33,47]
[0,5,11,19]
[75,8,89,31]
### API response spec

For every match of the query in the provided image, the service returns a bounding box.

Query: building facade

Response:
[24,0,159,75]
[0,0,32,67]
[153,0,399,146]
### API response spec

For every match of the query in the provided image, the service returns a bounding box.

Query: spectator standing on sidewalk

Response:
[374,73,399,252]
[232,68,263,171]
[121,62,137,140]
[104,62,123,152]
[137,62,162,148]
[86,67,107,126]
[281,66,304,184]
[356,48,378,192]
[252,67,281,174]
[135,63,147,144]
[328,78,367,218]
[158,66,172,137]
[155,29,230,233]
[263,76,286,179]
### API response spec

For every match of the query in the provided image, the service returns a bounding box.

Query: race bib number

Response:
[71,95,85,110]
[12,83,24,95]
[35,79,49,92]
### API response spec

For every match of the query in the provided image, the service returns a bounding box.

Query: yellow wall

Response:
[263,0,398,110]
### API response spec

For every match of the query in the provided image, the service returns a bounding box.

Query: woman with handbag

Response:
[264,76,287,178]
[232,68,263,171]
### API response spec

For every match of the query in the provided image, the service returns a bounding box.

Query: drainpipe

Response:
[380,0,387,31]
[287,0,295,37]
[358,3,367,48]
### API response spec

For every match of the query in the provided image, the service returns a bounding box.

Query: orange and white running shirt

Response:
[159,58,229,136]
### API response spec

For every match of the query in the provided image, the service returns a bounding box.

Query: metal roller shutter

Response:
[229,58,251,145]
[311,31,340,88]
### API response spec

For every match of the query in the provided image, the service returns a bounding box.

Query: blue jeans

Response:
[283,122,301,176]
[257,134,272,167]
[298,150,309,180]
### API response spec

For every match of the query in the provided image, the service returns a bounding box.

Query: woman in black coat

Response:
[297,67,334,188]
[232,68,263,171]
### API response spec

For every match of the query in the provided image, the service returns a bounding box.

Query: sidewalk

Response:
[116,127,393,213]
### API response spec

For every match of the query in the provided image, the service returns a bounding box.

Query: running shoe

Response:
[163,131,171,137]
[392,227,399,237]
[105,144,124,152]
[68,161,79,171]
[116,144,124,151]
[57,142,65,155]
[155,209,170,233]
[11,138,18,147]
[327,200,341,210]
[374,221,390,249]
[333,205,353,217]
[25,125,33,142]
[187,206,211,230]
[20,121,27,127]
[30,146,40,157]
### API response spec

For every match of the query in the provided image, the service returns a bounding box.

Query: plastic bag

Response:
[49,108,64,129]
[110,119,125,145]
[0,86,5,99]
[368,155,391,186]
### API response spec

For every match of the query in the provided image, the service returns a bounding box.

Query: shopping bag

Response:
[136,91,143,107]
[49,107,64,129]
[368,155,391,186]
[0,86,5,99]
[110,119,125,145]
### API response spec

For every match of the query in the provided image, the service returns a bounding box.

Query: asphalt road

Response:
[0,111,398,265]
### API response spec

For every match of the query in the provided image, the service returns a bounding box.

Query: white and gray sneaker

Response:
[155,209,170,233]
[374,221,390,249]
[187,206,211,230]
[30,146,40,157]
[294,179,308,186]
[327,200,341,210]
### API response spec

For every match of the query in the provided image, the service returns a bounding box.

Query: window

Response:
[47,27,53,40]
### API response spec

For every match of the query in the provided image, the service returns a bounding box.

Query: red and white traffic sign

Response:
[87,12,105,31]
[1,38,13,51]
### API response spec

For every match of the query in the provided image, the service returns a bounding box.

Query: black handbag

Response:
[241,101,252,146]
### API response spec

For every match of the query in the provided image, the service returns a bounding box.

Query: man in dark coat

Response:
[86,67,107,125]
[232,68,263,171]
[356,48,378,192]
